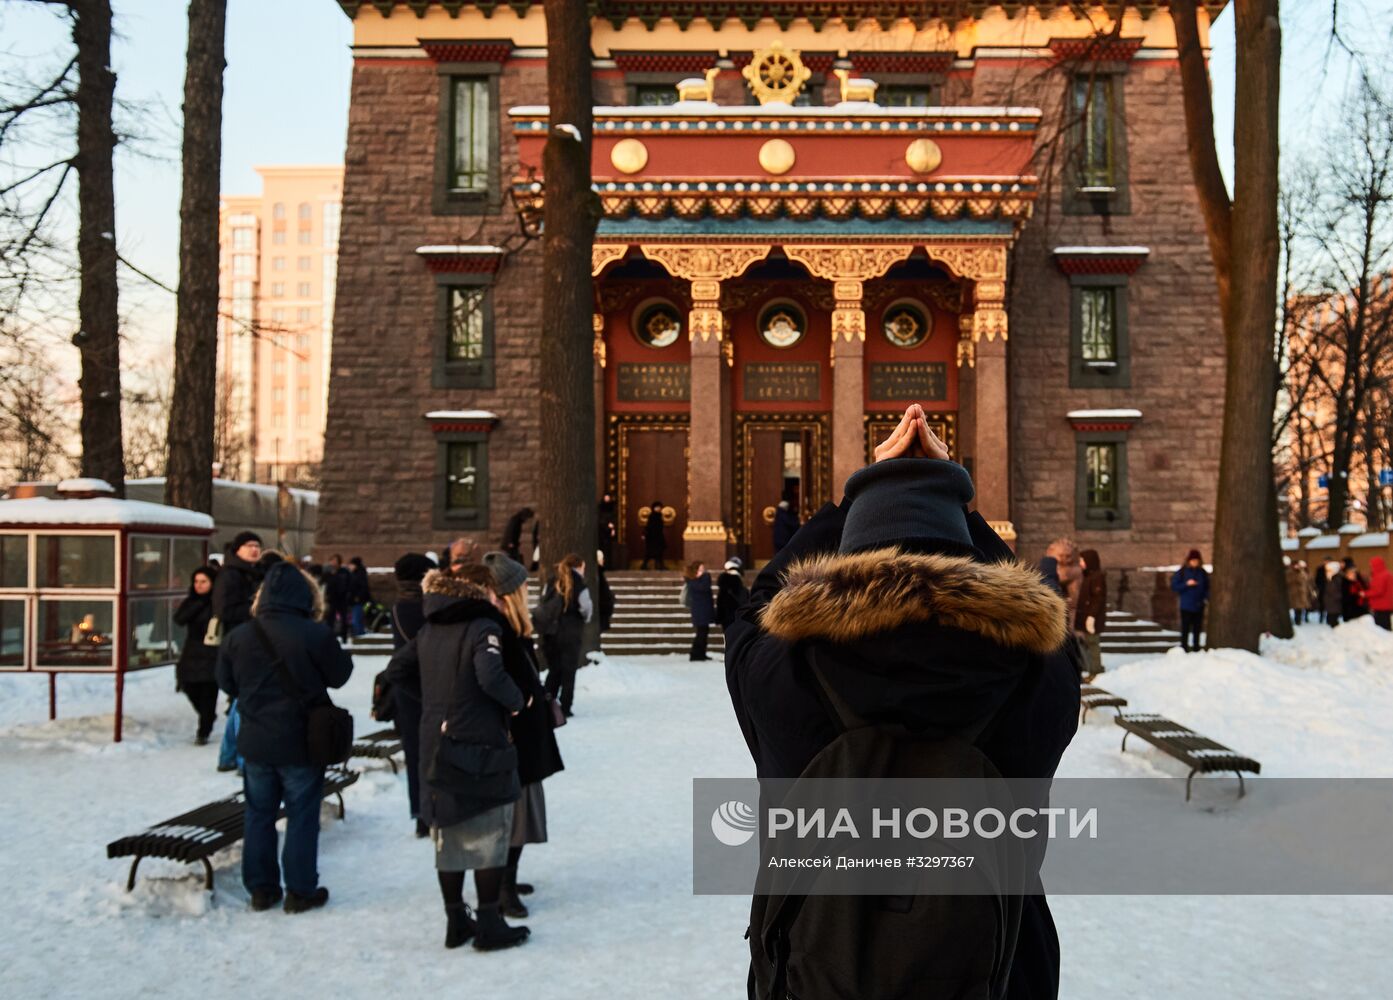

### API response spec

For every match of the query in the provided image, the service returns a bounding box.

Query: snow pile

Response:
[1089,619,1393,778]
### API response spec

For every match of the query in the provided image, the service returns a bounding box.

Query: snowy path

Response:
[2,621,1391,997]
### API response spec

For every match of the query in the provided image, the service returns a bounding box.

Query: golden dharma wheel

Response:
[610,138,649,175]
[758,138,796,175]
[905,138,943,175]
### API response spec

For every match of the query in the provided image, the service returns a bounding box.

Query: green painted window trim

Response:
[1075,431,1132,531]
[1068,272,1131,388]
[432,273,495,389]
[434,431,490,531]
[1064,68,1131,217]
[433,65,502,216]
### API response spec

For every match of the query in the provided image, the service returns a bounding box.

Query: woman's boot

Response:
[473,903,530,951]
[444,902,476,949]
[500,870,529,919]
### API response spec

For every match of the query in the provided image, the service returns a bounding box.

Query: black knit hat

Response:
[230,530,262,551]
[394,552,436,583]
[838,458,976,556]
[483,551,530,596]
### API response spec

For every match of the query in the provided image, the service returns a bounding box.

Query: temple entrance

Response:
[612,415,688,568]
[735,414,829,566]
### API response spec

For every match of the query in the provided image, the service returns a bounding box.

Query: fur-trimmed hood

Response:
[422,569,488,600]
[422,568,493,623]
[760,548,1068,655]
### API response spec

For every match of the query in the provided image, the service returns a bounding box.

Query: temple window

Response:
[1066,72,1130,216]
[878,84,937,108]
[1073,76,1115,188]
[450,78,491,192]
[1076,436,1131,529]
[632,83,680,107]
[1067,273,1131,388]
[433,277,495,389]
[433,64,502,215]
[434,435,491,529]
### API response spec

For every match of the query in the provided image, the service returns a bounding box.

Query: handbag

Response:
[204,615,223,647]
[547,693,567,729]
[252,620,353,766]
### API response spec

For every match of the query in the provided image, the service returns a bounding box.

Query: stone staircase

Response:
[1100,610,1182,657]
[601,570,722,657]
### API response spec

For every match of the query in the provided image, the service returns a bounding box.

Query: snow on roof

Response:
[0,496,214,531]
[1338,523,1367,534]
[1297,526,1322,538]
[415,245,504,255]
[56,478,115,494]
[425,410,499,421]
[126,477,319,502]
[1066,408,1143,420]
[1052,246,1150,256]
[1281,537,1301,551]
[1306,535,1341,550]
[1350,532,1390,548]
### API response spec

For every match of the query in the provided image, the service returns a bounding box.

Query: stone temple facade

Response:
[320,0,1226,571]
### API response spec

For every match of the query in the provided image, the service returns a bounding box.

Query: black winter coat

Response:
[348,565,371,605]
[415,570,525,828]
[716,569,749,627]
[392,583,425,652]
[212,552,261,630]
[324,567,350,609]
[173,591,218,686]
[215,564,354,766]
[686,571,716,628]
[725,499,1080,1000]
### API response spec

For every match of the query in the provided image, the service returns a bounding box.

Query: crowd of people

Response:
[1287,555,1393,629]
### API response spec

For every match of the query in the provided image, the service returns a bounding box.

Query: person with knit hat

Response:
[212,531,264,773]
[382,552,437,835]
[724,404,1080,1000]
[1170,549,1210,652]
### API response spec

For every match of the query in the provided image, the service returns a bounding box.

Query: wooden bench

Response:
[351,727,404,774]
[1079,685,1129,724]
[1115,713,1261,801]
[107,767,359,892]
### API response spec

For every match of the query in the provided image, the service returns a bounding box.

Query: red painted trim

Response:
[1054,254,1148,276]
[419,254,503,275]
[1068,421,1138,432]
[1049,37,1144,62]
[847,51,954,75]
[419,41,513,64]
[428,422,497,434]
[614,52,717,74]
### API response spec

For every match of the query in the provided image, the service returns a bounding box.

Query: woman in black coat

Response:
[388,552,435,836]
[684,561,716,661]
[412,565,529,952]
[716,557,749,628]
[541,553,591,718]
[484,550,564,919]
[173,565,219,744]
[724,407,1079,1000]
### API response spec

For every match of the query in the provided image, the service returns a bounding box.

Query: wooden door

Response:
[619,423,688,567]
[741,420,825,565]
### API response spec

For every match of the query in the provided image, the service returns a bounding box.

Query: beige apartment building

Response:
[217,165,343,485]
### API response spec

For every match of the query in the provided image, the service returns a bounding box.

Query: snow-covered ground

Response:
[1,620,1391,998]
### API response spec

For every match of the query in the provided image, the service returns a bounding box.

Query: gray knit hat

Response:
[483,551,529,596]
[838,458,976,555]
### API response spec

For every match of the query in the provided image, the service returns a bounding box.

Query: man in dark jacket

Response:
[725,407,1079,1000]
[323,554,351,641]
[213,532,263,773]
[502,507,534,564]
[1170,550,1209,652]
[684,561,716,661]
[772,497,800,553]
[716,557,749,628]
[216,563,354,914]
[347,557,371,636]
[1075,549,1107,678]
[389,552,435,835]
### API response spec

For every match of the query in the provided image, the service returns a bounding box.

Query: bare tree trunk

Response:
[71,0,124,495]
[165,0,227,513]
[1174,0,1289,647]
[537,0,599,627]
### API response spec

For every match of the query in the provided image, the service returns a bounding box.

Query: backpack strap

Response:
[252,619,310,708]
[807,657,869,732]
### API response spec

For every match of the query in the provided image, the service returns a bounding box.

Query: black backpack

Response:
[532,585,564,638]
[749,659,1023,1000]
[371,669,396,723]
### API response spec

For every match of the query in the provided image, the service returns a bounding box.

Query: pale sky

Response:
[1,0,1384,362]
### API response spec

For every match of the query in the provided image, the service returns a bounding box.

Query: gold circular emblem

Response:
[905,138,943,175]
[758,138,796,175]
[610,138,649,175]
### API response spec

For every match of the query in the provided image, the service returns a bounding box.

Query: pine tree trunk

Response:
[72,0,124,495]
[537,0,599,619]
[165,0,227,513]
[1175,0,1287,649]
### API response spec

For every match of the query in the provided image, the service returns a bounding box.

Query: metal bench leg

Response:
[1080,705,1090,725]
[126,856,142,892]
[201,858,214,891]
[1120,730,1130,753]
[336,791,346,820]
[1186,769,1197,802]
[1235,771,1246,798]
[387,756,399,775]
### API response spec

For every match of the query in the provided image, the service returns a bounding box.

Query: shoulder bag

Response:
[252,620,353,766]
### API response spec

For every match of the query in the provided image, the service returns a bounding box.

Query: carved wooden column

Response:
[926,244,1010,527]
[593,312,607,501]
[641,244,771,565]
[785,245,913,498]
